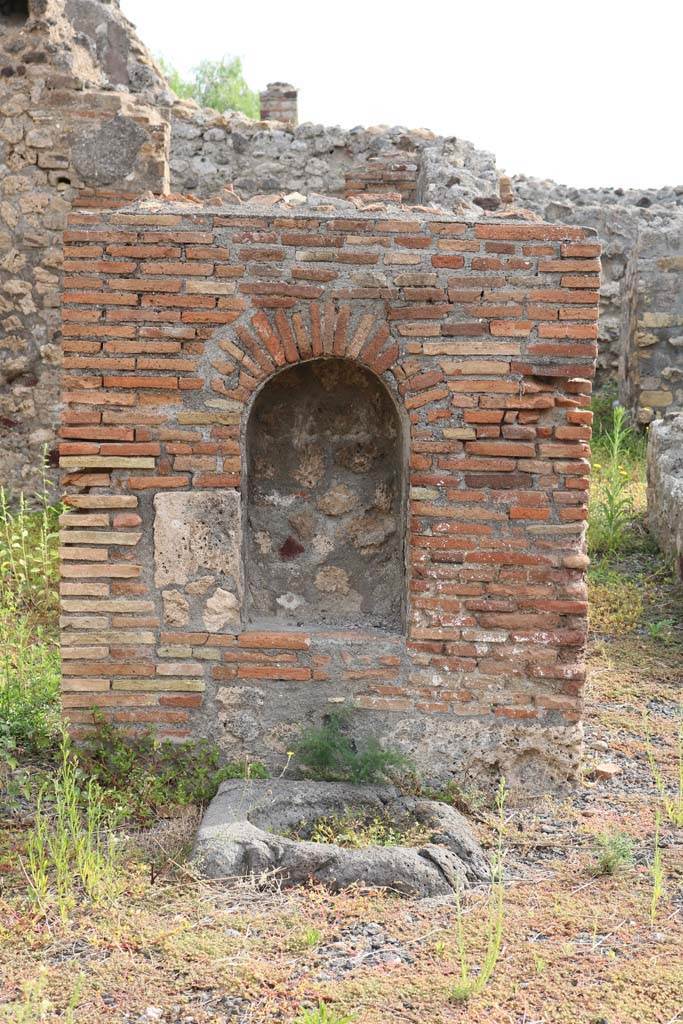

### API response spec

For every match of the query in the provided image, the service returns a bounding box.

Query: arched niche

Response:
[244,357,406,631]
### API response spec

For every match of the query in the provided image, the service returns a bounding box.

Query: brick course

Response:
[59,195,600,793]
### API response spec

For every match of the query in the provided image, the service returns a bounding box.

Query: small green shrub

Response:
[80,714,268,823]
[588,406,637,557]
[293,1003,356,1024]
[295,711,410,784]
[593,831,634,875]
[646,618,676,642]
[0,614,61,751]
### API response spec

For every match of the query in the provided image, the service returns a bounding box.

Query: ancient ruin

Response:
[0,1,680,791]
[58,195,599,791]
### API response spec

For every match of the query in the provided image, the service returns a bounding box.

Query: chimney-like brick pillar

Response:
[259,82,298,125]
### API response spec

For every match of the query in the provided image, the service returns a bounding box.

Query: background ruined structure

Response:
[0,0,681,499]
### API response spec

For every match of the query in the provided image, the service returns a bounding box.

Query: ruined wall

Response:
[58,195,599,793]
[619,220,683,423]
[1,0,680,501]
[168,103,500,210]
[647,413,683,579]
[512,176,683,412]
[0,0,169,495]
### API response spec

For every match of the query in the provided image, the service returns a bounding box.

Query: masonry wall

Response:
[1,2,680,501]
[58,196,599,793]
[619,221,683,423]
[0,0,169,496]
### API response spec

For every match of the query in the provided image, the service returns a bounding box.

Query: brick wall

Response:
[59,196,600,793]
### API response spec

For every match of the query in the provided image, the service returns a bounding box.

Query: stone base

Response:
[192,780,489,896]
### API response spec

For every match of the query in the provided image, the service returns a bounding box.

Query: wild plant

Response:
[450,777,506,1003]
[24,731,120,920]
[81,713,267,823]
[593,830,634,875]
[0,468,61,754]
[643,713,683,827]
[649,812,665,924]
[4,970,83,1023]
[0,457,60,615]
[293,1004,356,1024]
[588,405,636,556]
[295,710,410,784]
[646,619,675,642]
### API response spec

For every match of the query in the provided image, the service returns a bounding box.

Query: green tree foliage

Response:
[159,56,259,118]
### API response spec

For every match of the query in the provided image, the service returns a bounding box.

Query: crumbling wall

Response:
[512,176,683,412]
[647,413,683,579]
[620,220,683,423]
[1,0,681,501]
[0,0,169,496]
[168,103,500,209]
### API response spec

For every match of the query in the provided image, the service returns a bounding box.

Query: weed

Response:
[450,777,506,1003]
[0,466,60,617]
[588,406,639,557]
[289,927,323,952]
[4,971,52,1023]
[649,812,665,924]
[646,618,675,642]
[289,810,432,849]
[427,778,488,817]
[293,1003,356,1024]
[24,731,120,919]
[0,612,61,752]
[295,710,410,784]
[643,714,683,827]
[4,970,83,1023]
[532,952,547,974]
[593,831,634,875]
[80,713,268,823]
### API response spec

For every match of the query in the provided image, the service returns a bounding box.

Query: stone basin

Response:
[192,780,490,897]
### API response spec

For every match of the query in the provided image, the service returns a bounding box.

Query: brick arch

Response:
[208,301,402,405]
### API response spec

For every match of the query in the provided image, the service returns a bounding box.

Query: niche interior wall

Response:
[59,196,600,792]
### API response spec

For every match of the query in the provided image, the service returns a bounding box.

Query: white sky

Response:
[120,0,682,190]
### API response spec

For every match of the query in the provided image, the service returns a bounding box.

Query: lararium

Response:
[59,194,600,794]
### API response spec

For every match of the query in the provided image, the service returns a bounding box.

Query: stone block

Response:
[153,491,241,589]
